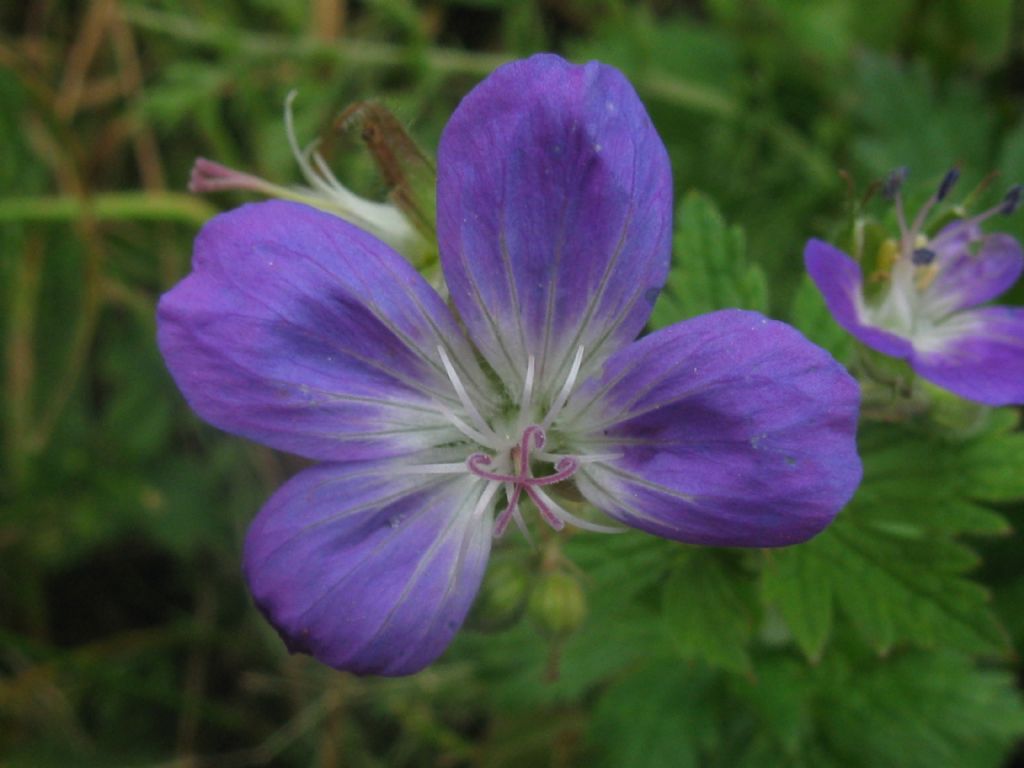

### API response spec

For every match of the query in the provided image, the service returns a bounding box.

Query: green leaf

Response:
[650,191,768,328]
[855,424,1013,538]
[761,547,833,661]
[961,430,1024,502]
[731,649,1024,768]
[852,55,993,181]
[587,663,718,768]
[788,274,853,360]
[832,521,996,654]
[662,552,755,673]
[762,422,1013,660]
[764,517,1006,659]
[820,651,1024,768]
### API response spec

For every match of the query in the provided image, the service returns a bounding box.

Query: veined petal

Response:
[910,306,1024,406]
[926,232,1023,315]
[566,310,862,547]
[244,462,493,676]
[804,239,915,358]
[158,201,491,461]
[437,54,672,400]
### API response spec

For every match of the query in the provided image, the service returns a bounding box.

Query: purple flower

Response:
[158,55,861,676]
[806,170,1024,406]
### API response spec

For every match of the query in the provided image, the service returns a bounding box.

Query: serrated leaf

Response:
[855,424,1013,537]
[650,191,767,328]
[587,663,718,768]
[763,502,1008,660]
[761,547,833,660]
[821,651,1024,768]
[852,54,993,180]
[762,422,1012,659]
[789,273,853,361]
[662,552,755,673]
[961,431,1024,502]
[731,649,1024,768]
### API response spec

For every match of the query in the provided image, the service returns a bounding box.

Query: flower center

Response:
[865,168,1022,339]
[466,425,579,537]
[432,345,622,539]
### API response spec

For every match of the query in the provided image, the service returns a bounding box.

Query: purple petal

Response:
[436,54,672,397]
[567,310,862,547]
[804,239,914,358]
[244,463,492,676]
[910,307,1024,406]
[926,231,1023,314]
[158,201,491,461]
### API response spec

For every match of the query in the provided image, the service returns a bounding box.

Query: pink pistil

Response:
[466,425,579,535]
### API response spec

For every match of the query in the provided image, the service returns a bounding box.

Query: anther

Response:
[883,166,908,201]
[912,247,936,266]
[1001,184,1022,215]
[936,168,960,201]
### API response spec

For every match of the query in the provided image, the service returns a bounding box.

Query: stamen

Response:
[401,462,473,475]
[912,247,936,266]
[883,167,915,257]
[284,91,326,193]
[438,346,499,445]
[907,191,939,248]
[570,452,624,464]
[932,183,1024,250]
[882,166,908,201]
[528,486,625,534]
[542,346,585,429]
[471,480,503,521]
[436,404,496,446]
[936,168,960,201]
[914,263,941,292]
[523,486,566,531]
[311,149,351,195]
[1001,184,1022,215]
[520,355,536,423]
[509,503,533,543]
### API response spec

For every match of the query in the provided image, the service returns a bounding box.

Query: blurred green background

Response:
[3,1,1024,766]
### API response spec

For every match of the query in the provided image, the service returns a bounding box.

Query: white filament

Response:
[541,345,585,429]
[282,91,421,257]
[400,462,473,475]
[438,346,500,447]
[471,480,503,521]
[520,355,536,425]
[529,486,625,534]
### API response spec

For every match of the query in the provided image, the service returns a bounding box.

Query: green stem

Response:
[0,193,217,226]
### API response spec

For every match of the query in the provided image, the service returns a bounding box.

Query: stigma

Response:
[467,425,580,536]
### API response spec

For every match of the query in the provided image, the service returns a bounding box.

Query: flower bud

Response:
[527,570,586,640]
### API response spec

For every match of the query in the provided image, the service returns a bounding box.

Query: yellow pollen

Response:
[914,262,941,292]
[869,238,901,283]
